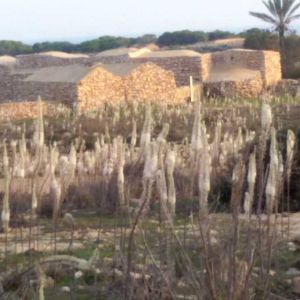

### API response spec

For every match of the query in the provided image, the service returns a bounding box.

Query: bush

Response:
[32,41,77,53]
[208,30,235,41]
[78,36,133,52]
[242,28,278,50]
[0,40,32,55]
[157,30,208,46]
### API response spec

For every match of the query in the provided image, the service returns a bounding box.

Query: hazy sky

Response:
[1,0,299,43]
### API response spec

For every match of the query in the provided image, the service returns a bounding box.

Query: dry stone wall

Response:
[262,51,282,86]
[16,55,89,69]
[131,57,202,87]
[204,74,263,99]
[122,63,178,104]
[0,101,69,120]
[202,50,281,87]
[0,69,15,101]
[77,67,125,113]
[12,81,76,105]
[89,55,131,65]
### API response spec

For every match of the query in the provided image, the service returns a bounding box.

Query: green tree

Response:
[0,40,32,55]
[133,34,157,45]
[249,0,300,77]
[32,42,77,53]
[242,28,278,50]
[157,30,207,46]
[208,30,235,41]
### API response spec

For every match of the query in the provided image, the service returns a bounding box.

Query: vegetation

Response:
[249,0,300,77]
[0,40,32,56]
[0,30,237,56]
[243,28,300,78]
[0,96,299,299]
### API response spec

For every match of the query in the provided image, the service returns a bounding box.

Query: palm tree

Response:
[250,0,300,77]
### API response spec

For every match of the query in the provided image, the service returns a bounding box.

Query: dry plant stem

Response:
[198,212,217,300]
[137,223,177,300]
[125,180,150,300]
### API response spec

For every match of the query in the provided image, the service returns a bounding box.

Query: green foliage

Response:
[208,30,235,41]
[79,36,133,52]
[157,30,208,46]
[249,0,300,32]
[243,28,279,50]
[243,28,300,78]
[0,40,32,55]
[32,41,77,53]
[132,34,157,45]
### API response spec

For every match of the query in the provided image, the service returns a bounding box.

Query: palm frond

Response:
[282,0,297,17]
[249,11,278,24]
[286,13,300,22]
[263,0,277,16]
[286,2,300,18]
[274,0,283,15]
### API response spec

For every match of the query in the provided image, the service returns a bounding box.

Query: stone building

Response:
[0,62,179,117]
[96,48,281,98]
[12,64,124,111]
[200,49,281,98]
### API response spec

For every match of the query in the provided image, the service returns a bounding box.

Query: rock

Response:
[292,277,300,295]
[286,268,300,277]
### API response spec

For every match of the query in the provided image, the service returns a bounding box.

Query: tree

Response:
[208,30,235,41]
[157,30,207,46]
[242,28,278,50]
[0,40,32,55]
[133,34,157,45]
[249,0,300,77]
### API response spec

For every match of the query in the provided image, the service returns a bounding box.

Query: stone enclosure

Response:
[0,48,282,119]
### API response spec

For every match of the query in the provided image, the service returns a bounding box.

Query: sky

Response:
[0,0,299,43]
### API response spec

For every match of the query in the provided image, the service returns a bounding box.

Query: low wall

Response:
[0,69,15,101]
[202,49,282,88]
[132,56,202,86]
[204,74,263,98]
[77,67,125,113]
[12,81,76,105]
[122,63,179,104]
[262,51,282,86]
[16,55,89,69]
[0,101,70,120]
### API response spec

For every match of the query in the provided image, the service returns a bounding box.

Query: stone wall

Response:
[262,51,282,86]
[204,74,264,99]
[88,55,131,65]
[200,54,212,82]
[12,81,76,105]
[201,49,282,88]
[77,67,125,113]
[0,101,69,120]
[16,54,89,69]
[0,69,15,101]
[131,57,202,87]
[122,63,178,104]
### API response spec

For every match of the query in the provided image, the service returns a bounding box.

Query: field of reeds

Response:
[0,95,300,299]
